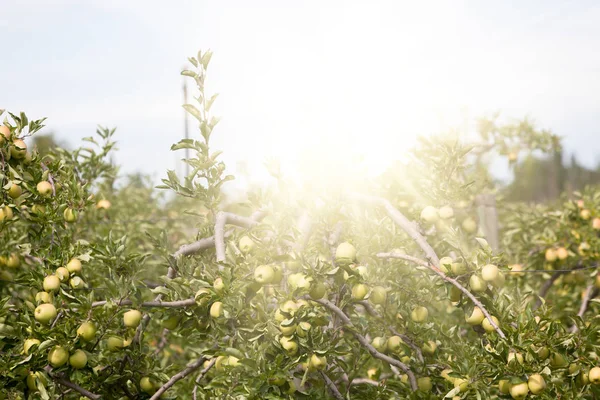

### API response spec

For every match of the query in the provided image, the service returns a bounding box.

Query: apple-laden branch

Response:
[309,297,418,391]
[214,211,265,262]
[45,366,101,400]
[346,191,505,339]
[377,252,507,340]
[91,298,196,308]
[319,370,345,400]
[149,356,212,400]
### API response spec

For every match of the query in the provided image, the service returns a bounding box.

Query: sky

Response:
[2,0,600,192]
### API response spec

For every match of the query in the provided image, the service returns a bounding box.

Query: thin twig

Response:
[192,358,216,400]
[319,370,344,400]
[377,252,507,340]
[310,298,418,391]
[571,284,599,333]
[149,357,207,400]
[91,298,195,308]
[215,211,262,262]
[45,367,101,400]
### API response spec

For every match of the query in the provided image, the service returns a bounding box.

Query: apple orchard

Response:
[2,51,600,400]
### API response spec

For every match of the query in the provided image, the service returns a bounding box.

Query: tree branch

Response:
[91,298,195,308]
[571,284,599,333]
[192,358,216,400]
[377,252,507,340]
[215,211,263,262]
[45,367,101,400]
[149,357,207,400]
[309,298,418,391]
[319,370,344,400]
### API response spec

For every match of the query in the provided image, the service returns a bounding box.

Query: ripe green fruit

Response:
[210,301,223,318]
[55,267,70,282]
[279,336,298,355]
[417,376,432,392]
[509,381,529,400]
[469,275,487,292]
[481,316,499,333]
[254,265,275,285]
[371,337,387,352]
[498,379,511,394]
[420,206,439,223]
[43,275,61,292]
[589,367,600,384]
[528,373,546,394]
[309,354,327,371]
[123,309,142,328]
[508,351,524,365]
[69,276,85,289]
[556,247,568,260]
[63,207,77,222]
[370,286,387,305]
[239,235,255,253]
[309,282,327,300]
[24,338,41,355]
[106,336,124,351]
[77,322,97,341]
[422,340,437,355]
[536,346,550,360]
[481,264,499,282]
[162,315,181,330]
[454,378,469,392]
[296,321,311,337]
[34,303,57,324]
[411,306,428,323]
[7,182,22,199]
[212,277,226,293]
[439,256,453,273]
[35,291,53,304]
[462,217,477,233]
[438,205,454,219]
[465,307,485,325]
[69,349,88,369]
[550,353,568,369]
[351,284,369,300]
[5,253,20,268]
[140,377,157,394]
[280,300,299,316]
[545,248,557,262]
[279,322,297,336]
[451,261,467,275]
[66,258,82,273]
[449,286,462,302]
[11,139,27,159]
[0,206,14,221]
[287,272,311,289]
[335,242,356,264]
[36,181,53,197]
[387,336,403,352]
[48,345,69,367]
[27,371,47,391]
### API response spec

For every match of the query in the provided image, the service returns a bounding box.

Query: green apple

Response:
[35,291,53,304]
[422,340,437,355]
[498,379,511,394]
[43,275,61,292]
[238,235,255,253]
[55,267,70,282]
[550,353,568,369]
[449,286,462,302]
[63,207,78,222]
[387,336,403,352]
[7,182,22,199]
[140,377,157,394]
[507,351,524,365]
[438,205,454,219]
[454,378,469,392]
[309,354,327,371]
[420,206,439,223]
[69,276,85,289]
[370,286,387,305]
[5,253,20,268]
[123,309,142,328]
[589,367,600,384]
[417,377,432,392]
[581,209,591,220]
[254,265,275,285]
[279,336,298,355]
[0,206,14,221]
[162,315,181,330]
[509,381,529,400]
[469,275,487,292]
[279,322,297,336]
[481,264,499,282]
[536,346,550,360]
[280,300,299,316]
[27,371,47,391]
[77,321,97,341]
[335,242,356,264]
[24,338,41,355]
[481,316,499,333]
[48,345,69,367]
[351,284,369,300]
[210,301,223,318]
[411,306,428,323]
[371,337,387,352]
[462,217,477,233]
[556,247,568,260]
[36,181,53,197]
[465,307,485,325]
[34,303,57,324]
[11,139,27,159]
[545,248,557,262]
[66,258,82,273]
[106,336,124,351]
[296,321,311,338]
[213,277,226,293]
[451,261,467,275]
[195,288,212,306]
[69,349,88,369]
[309,282,327,300]
[439,256,453,273]
[528,373,546,394]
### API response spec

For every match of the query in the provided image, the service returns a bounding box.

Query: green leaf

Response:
[183,104,203,122]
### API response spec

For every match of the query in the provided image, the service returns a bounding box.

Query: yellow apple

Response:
[309,354,327,371]
[238,235,255,253]
[578,242,590,255]
[422,340,437,355]
[36,181,53,197]
[309,282,327,300]
[498,379,511,394]
[481,316,499,333]
[213,277,226,293]
[462,217,477,233]
[549,353,568,369]
[580,209,591,220]
[439,205,454,219]
[106,336,124,351]
[411,306,429,323]
[24,338,41,355]
[469,275,487,292]
[77,321,97,341]
[11,139,27,159]
[5,253,20,268]
[7,182,22,199]
[509,381,528,400]
[96,199,111,209]
[417,377,432,392]
[66,258,82,273]
[451,261,467,275]
[69,349,88,369]
[370,286,387,305]
[69,276,85,289]
[593,218,600,230]
[27,371,47,391]
[454,377,469,392]
[279,336,298,355]
[210,301,223,318]
[35,291,53,304]
[55,267,70,282]
[123,309,142,328]
[63,207,78,222]
[528,373,546,394]
[449,286,462,303]
[48,345,69,367]
[508,264,524,277]
[0,206,14,221]
[439,256,453,273]
[34,303,57,324]
[589,367,600,384]
[545,248,557,262]
[351,283,369,300]
[335,242,356,264]
[420,206,439,223]
[481,264,499,282]
[279,321,297,336]
[296,321,311,337]
[254,265,275,285]
[371,337,387,352]
[140,377,157,394]
[43,275,61,292]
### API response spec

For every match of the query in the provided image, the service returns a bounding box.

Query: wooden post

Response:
[475,193,499,252]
